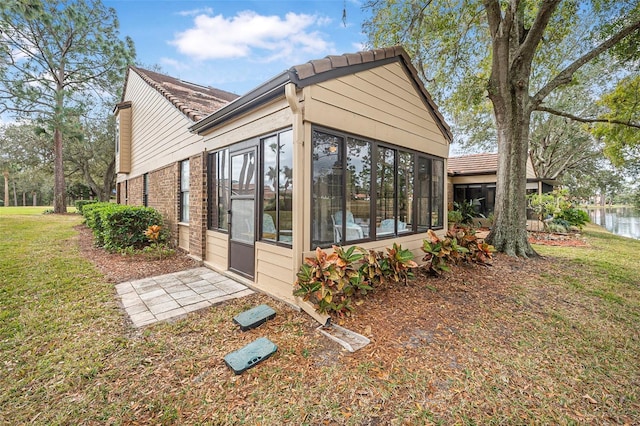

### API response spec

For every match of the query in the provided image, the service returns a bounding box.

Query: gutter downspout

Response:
[285,82,330,326]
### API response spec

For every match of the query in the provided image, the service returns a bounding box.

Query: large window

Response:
[208,149,229,231]
[261,129,293,244]
[180,160,190,223]
[453,183,494,218]
[311,128,444,248]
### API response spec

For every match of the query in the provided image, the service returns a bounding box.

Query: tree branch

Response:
[516,0,561,66]
[532,19,640,107]
[535,105,640,129]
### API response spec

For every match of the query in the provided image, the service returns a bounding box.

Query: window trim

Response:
[259,128,293,248]
[310,126,444,249]
[179,160,190,224]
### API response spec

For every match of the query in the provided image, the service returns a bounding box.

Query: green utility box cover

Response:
[233,304,276,331]
[224,337,277,375]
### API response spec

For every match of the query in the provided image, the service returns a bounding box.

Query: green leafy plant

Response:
[422,229,468,275]
[556,207,589,229]
[448,226,495,264]
[294,246,354,316]
[453,199,484,225]
[421,228,494,275]
[294,243,417,316]
[384,243,418,284]
[447,209,463,227]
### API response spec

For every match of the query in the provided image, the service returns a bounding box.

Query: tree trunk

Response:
[53,126,67,213]
[101,157,116,201]
[3,170,8,207]
[12,179,17,207]
[32,191,37,206]
[483,2,537,257]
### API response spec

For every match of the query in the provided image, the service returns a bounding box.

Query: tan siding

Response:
[526,156,537,179]
[255,242,295,304]
[206,230,228,269]
[450,174,497,185]
[178,223,190,251]
[119,72,205,181]
[304,62,449,157]
[200,99,291,149]
[117,106,132,173]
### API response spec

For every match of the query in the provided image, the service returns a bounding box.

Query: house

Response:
[447,153,555,218]
[114,46,452,315]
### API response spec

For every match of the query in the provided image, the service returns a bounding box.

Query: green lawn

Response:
[1,211,639,424]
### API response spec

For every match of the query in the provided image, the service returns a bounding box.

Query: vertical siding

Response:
[117,106,132,174]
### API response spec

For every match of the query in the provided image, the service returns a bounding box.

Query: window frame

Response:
[179,160,190,223]
[208,149,230,232]
[310,126,444,249]
[259,128,293,247]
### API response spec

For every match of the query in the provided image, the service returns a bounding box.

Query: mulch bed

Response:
[76,224,200,283]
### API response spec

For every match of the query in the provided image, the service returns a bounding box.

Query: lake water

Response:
[588,207,640,240]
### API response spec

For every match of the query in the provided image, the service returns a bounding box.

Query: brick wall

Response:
[188,153,207,260]
[127,175,144,206]
[148,163,179,247]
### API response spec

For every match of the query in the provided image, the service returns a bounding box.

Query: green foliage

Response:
[556,207,590,229]
[0,0,136,212]
[421,228,494,275]
[447,209,463,226]
[422,229,468,275]
[74,199,98,215]
[81,202,164,252]
[294,244,417,316]
[527,192,560,225]
[592,75,640,168]
[528,189,590,232]
[448,226,496,264]
[453,199,482,224]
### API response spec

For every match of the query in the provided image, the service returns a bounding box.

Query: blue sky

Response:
[104,0,370,96]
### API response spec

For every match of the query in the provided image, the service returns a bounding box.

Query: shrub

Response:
[74,200,98,215]
[100,205,164,252]
[447,226,495,264]
[447,210,463,227]
[294,243,417,316]
[421,228,494,275]
[421,229,469,275]
[453,199,483,224]
[81,203,165,252]
[556,207,589,229]
[82,202,112,246]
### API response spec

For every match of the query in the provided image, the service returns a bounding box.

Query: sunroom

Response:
[190,46,451,311]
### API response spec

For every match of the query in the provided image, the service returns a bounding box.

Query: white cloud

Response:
[177,7,214,17]
[170,10,334,61]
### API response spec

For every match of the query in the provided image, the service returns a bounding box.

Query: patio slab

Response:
[116,267,254,327]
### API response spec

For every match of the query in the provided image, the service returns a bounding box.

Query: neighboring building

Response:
[447,153,555,217]
[115,46,452,314]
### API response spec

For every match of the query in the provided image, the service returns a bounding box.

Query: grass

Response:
[1,209,639,424]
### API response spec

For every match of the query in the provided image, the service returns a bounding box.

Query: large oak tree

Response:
[365,0,640,256]
[0,0,134,213]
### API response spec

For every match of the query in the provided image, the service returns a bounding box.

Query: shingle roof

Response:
[129,67,239,121]
[448,153,498,175]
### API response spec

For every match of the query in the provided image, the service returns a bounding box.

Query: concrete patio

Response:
[115,267,254,327]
